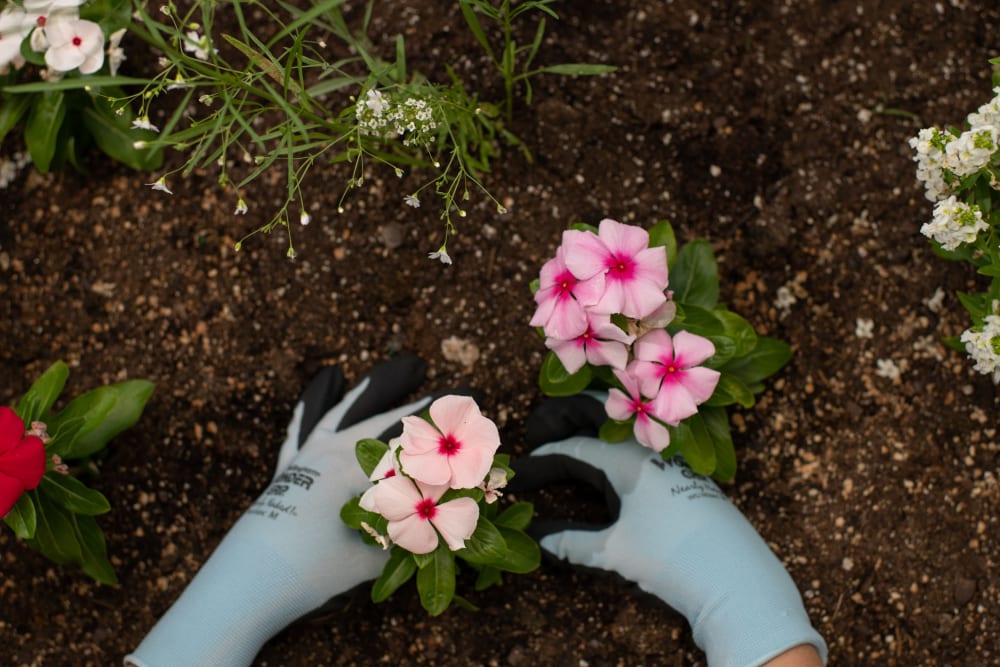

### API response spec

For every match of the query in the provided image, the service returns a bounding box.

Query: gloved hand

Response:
[511,394,828,667]
[126,355,431,667]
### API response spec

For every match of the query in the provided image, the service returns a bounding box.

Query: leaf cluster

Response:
[3,361,155,584]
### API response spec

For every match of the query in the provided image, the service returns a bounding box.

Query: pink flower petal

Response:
[634,329,673,363]
[626,359,664,398]
[0,435,44,489]
[672,330,717,367]
[585,338,629,370]
[598,218,649,256]
[546,337,587,374]
[651,383,700,425]
[634,414,671,452]
[388,513,439,554]
[398,449,452,486]
[399,415,441,455]
[604,388,635,421]
[0,471,26,518]
[428,395,480,434]
[562,229,611,280]
[371,475,424,521]
[431,497,479,551]
[672,366,721,404]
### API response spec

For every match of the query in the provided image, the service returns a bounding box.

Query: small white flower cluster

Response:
[355,88,439,147]
[960,313,1000,382]
[910,89,1000,202]
[920,195,988,251]
[0,0,120,76]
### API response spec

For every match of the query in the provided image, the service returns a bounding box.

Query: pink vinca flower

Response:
[0,407,46,517]
[358,438,400,512]
[545,310,635,374]
[43,17,104,74]
[562,219,669,319]
[605,369,670,452]
[628,329,721,425]
[529,245,605,339]
[372,475,479,554]
[399,395,500,489]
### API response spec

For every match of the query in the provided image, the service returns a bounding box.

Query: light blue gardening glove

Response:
[511,395,828,667]
[126,355,431,667]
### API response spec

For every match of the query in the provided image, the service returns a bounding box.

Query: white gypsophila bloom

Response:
[968,88,1000,129]
[960,314,1000,382]
[943,125,999,177]
[131,116,159,132]
[183,30,213,60]
[909,127,953,202]
[355,87,438,146]
[403,194,420,208]
[44,17,104,74]
[920,195,988,251]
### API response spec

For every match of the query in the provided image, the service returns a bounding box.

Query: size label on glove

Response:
[247,465,322,521]
[651,457,725,502]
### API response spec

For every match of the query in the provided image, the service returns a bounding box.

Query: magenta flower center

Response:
[72,36,82,47]
[607,253,635,280]
[556,270,576,297]
[416,497,437,520]
[36,16,46,27]
[438,433,461,456]
[384,469,396,478]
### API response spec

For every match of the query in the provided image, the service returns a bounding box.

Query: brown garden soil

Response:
[3,1,1000,665]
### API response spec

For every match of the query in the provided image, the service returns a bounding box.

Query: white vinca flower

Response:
[920,196,987,251]
[960,314,1000,382]
[0,7,29,71]
[44,17,104,74]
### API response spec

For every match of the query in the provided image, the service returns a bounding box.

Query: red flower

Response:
[0,407,46,517]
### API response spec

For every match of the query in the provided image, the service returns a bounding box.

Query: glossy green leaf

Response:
[82,106,163,171]
[539,351,592,397]
[69,380,154,458]
[79,0,131,35]
[356,438,389,478]
[74,514,117,584]
[474,565,503,591]
[3,492,37,539]
[598,418,634,443]
[16,360,68,424]
[670,239,719,308]
[494,501,533,531]
[46,387,116,459]
[457,516,509,566]
[38,474,110,515]
[0,93,31,144]
[495,526,541,574]
[714,308,758,358]
[670,414,716,476]
[416,544,455,615]
[648,219,677,266]
[704,373,756,408]
[25,90,67,173]
[719,336,793,387]
[371,546,417,602]
[339,496,370,530]
[701,406,737,483]
[30,491,82,566]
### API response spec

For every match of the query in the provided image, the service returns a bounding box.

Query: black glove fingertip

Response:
[525,395,607,447]
[298,366,347,447]
[337,354,428,430]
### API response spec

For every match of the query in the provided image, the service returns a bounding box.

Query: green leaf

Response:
[943,335,965,353]
[648,219,677,266]
[457,516,509,566]
[45,387,116,459]
[670,239,719,308]
[494,501,533,531]
[30,490,82,566]
[79,0,131,36]
[977,264,1000,277]
[73,514,117,585]
[339,496,370,530]
[598,418,634,443]
[669,414,716,476]
[16,360,69,424]
[458,0,495,61]
[0,92,32,145]
[412,550,436,569]
[714,308,758,358]
[539,351,592,397]
[701,406,737,483]
[3,492,37,539]
[38,474,110,515]
[495,526,541,574]
[81,106,163,171]
[356,439,389,478]
[25,90,67,173]
[416,544,456,615]
[68,380,154,458]
[719,336,793,387]
[3,76,152,94]
[474,565,503,591]
[704,373,756,408]
[540,64,618,76]
[371,546,417,603]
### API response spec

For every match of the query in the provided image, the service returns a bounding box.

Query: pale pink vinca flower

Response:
[545,310,635,374]
[43,17,104,74]
[0,7,29,71]
[628,329,720,425]
[399,395,500,489]
[371,475,479,554]
[359,438,401,512]
[529,244,605,339]
[562,218,669,319]
[605,369,671,452]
